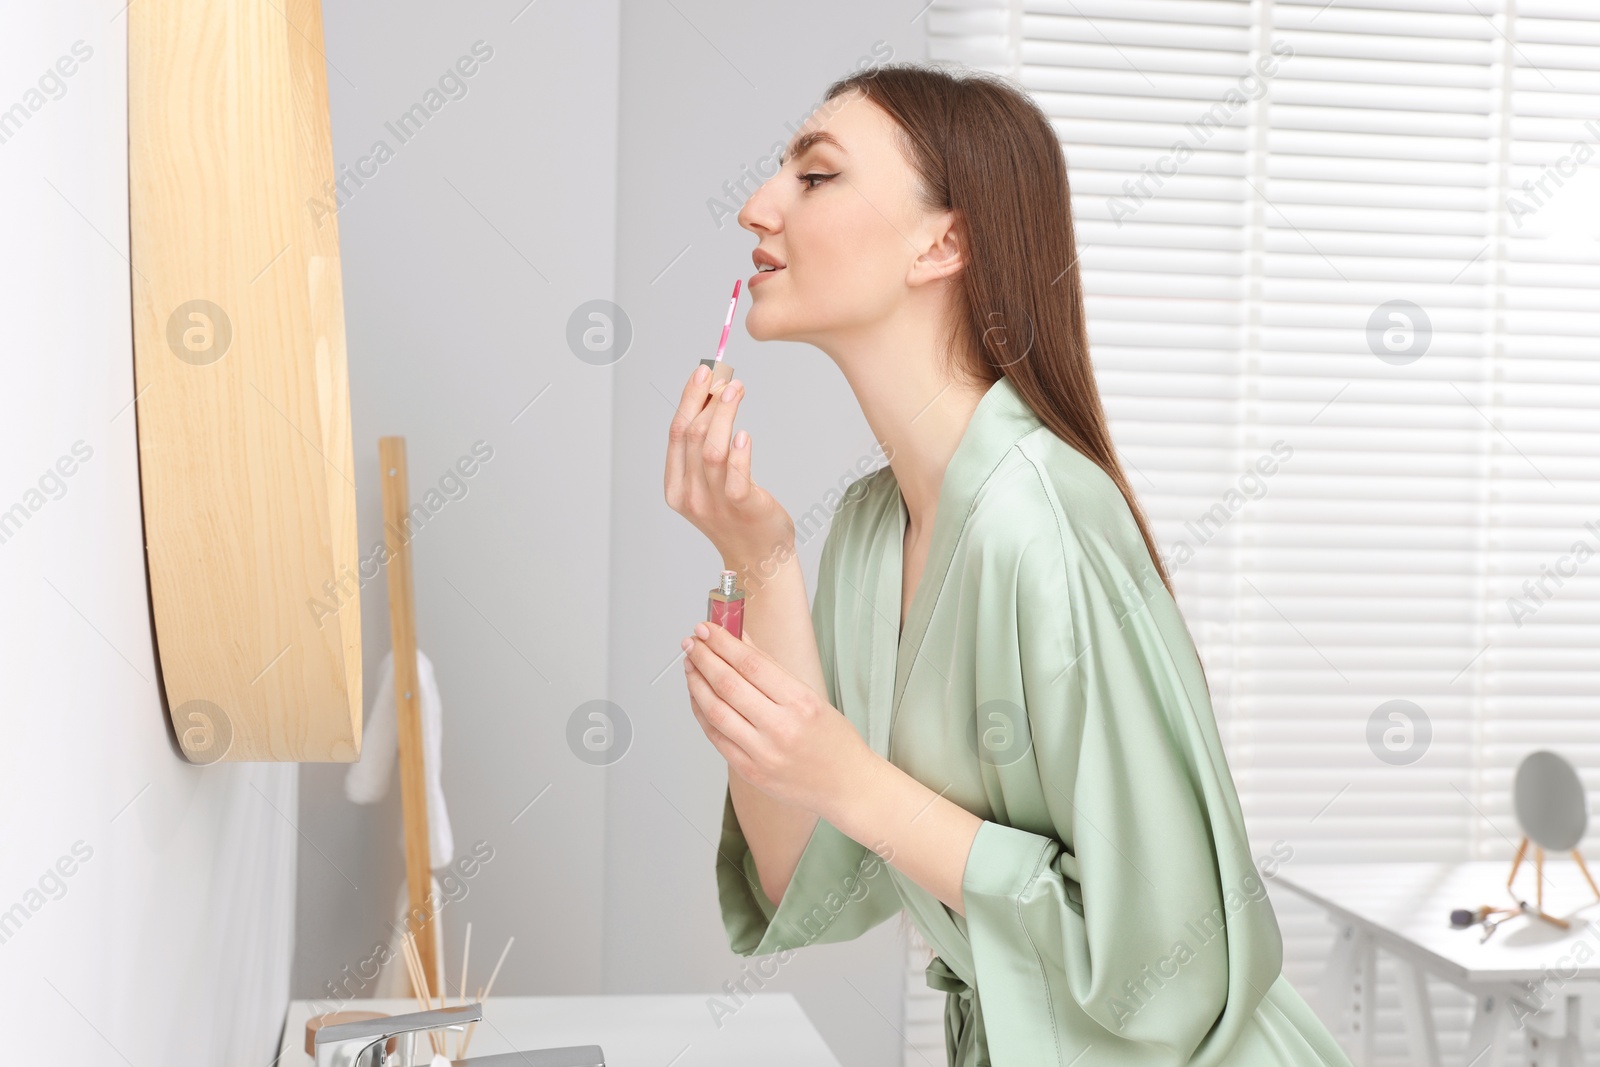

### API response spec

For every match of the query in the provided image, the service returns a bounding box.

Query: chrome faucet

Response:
[311,1002,607,1067]
[313,1003,481,1067]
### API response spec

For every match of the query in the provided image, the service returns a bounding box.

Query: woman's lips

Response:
[749,266,784,288]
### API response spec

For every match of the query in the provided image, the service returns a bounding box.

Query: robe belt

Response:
[925,954,971,998]
[927,954,990,1064]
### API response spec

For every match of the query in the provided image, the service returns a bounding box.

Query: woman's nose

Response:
[737,177,780,236]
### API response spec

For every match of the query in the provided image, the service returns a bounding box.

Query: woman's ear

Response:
[909,208,964,287]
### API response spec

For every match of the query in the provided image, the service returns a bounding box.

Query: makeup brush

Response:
[699,278,740,388]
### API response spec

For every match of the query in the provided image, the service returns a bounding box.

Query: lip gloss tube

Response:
[707,569,745,639]
[699,356,734,389]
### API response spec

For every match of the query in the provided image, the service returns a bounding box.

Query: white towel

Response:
[346,647,454,869]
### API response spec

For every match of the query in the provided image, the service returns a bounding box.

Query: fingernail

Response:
[721,380,740,403]
[694,364,708,383]
[694,622,711,639]
[734,430,748,449]
[680,637,693,652]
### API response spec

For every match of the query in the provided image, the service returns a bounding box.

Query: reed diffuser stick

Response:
[456,922,473,1058]
[400,931,443,1057]
[481,936,514,999]
[433,907,445,1010]
[398,934,426,1012]
[460,985,485,1059]
[459,937,513,1059]
[400,936,432,1056]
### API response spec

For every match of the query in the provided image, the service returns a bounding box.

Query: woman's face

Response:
[738,91,945,347]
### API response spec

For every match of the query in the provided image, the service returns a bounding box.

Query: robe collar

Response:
[878,374,1045,750]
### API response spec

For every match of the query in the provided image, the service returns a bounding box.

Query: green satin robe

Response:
[716,375,1353,1067]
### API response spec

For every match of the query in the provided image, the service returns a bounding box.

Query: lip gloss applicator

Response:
[699,278,741,389]
[700,280,744,639]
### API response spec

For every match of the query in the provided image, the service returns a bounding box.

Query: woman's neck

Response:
[825,309,988,536]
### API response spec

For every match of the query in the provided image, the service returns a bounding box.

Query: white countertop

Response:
[280,993,843,1067]
[1272,859,1600,985]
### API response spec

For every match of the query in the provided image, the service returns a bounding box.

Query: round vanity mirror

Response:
[1514,750,1588,851]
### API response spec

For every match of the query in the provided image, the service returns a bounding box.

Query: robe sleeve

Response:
[960,461,1284,1066]
[715,504,902,957]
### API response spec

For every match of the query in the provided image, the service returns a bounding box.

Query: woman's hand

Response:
[664,365,795,567]
[681,619,871,820]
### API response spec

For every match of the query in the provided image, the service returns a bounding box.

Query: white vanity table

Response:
[1274,861,1600,1066]
[279,994,843,1066]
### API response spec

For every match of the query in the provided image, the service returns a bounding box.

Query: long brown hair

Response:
[820,62,1181,609]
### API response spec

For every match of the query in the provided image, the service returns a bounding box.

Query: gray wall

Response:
[298,4,926,1064]
[604,5,927,1065]
[296,0,622,1001]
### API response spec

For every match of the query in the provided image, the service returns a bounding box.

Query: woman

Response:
[665,63,1351,1067]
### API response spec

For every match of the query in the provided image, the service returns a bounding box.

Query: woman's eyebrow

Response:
[778,130,846,167]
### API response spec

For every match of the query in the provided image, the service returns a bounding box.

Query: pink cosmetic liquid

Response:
[707,569,745,639]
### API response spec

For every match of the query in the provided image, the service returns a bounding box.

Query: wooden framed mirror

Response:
[129,0,361,763]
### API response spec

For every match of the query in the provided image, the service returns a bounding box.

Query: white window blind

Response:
[925,2,1600,1063]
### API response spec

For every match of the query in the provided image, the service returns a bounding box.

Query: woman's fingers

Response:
[665,364,715,505]
[698,621,806,707]
[725,427,752,504]
[685,656,759,758]
[682,375,738,499]
[664,365,765,572]
[685,630,779,732]
[690,695,751,776]
[684,681,719,744]
[700,378,743,488]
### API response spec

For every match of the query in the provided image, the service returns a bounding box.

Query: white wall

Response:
[0,6,295,1063]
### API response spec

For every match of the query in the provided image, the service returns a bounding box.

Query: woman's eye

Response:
[799,172,838,190]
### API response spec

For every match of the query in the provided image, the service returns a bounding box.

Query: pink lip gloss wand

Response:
[699,278,740,389]
[707,569,745,639]
[701,280,744,638]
